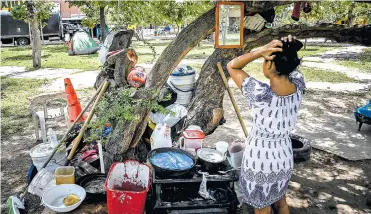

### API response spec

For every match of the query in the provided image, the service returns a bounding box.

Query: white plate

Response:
[42,184,86,213]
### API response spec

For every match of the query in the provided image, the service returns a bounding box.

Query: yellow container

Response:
[55,166,75,185]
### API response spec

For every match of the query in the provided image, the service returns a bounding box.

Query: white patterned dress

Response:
[239,70,306,209]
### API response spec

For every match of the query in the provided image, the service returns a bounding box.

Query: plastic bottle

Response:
[47,128,58,148]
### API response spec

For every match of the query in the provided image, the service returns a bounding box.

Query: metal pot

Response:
[197,148,225,173]
[76,173,107,203]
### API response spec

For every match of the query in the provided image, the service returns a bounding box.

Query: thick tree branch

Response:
[244,23,371,50]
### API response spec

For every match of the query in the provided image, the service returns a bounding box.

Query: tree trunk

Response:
[26,1,41,69]
[96,8,216,166]
[100,6,107,42]
[348,2,355,27]
[40,20,44,45]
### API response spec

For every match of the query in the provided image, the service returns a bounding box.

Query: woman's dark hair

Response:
[273,39,303,76]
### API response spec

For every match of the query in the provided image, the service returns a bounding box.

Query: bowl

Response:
[42,184,86,212]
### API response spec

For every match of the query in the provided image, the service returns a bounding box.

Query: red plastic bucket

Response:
[105,160,151,214]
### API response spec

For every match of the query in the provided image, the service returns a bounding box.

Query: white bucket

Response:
[169,74,195,86]
[30,143,67,172]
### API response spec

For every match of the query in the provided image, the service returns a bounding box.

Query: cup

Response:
[55,166,75,185]
[216,141,229,154]
[228,143,245,169]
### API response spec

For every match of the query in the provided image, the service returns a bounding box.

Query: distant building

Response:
[0,0,84,18]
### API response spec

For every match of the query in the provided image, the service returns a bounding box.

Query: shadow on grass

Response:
[44,45,66,52]
[2,54,51,62]
[4,46,31,52]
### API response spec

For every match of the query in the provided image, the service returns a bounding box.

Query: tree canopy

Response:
[10,0,54,27]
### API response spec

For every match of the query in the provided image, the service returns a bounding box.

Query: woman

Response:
[227,35,305,214]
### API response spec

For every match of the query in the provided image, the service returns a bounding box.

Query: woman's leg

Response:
[273,196,289,214]
[254,206,272,214]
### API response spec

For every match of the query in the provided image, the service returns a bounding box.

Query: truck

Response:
[1,10,62,46]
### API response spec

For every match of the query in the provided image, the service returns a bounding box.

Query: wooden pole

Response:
[66,80,110,162]
[217,63,248,138]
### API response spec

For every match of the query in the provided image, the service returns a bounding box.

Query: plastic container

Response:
[55,166,75,185]
[47,128,58,148]
[182,130,205,152]
[105,161,151,214]
[216,141,229,154]
[28,168,56,197]
[30,143,67,172]
[228,143,246,169]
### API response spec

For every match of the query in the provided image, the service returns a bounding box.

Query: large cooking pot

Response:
[197,148,225,173]
[147,147,196,177]
[76,173,106,203]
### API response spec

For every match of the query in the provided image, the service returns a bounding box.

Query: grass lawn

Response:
[243,63,357,83]
[1,45,102,71]
[1,78,49,136]
[298,46,332,58]
[338,48,371,73]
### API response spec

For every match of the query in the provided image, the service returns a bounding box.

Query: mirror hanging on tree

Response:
[215,2,244,49]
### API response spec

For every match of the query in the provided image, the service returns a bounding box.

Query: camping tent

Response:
[68,30,100,56]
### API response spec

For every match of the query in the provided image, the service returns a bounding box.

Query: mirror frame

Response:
[215,1,244,49]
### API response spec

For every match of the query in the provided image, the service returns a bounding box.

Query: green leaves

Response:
[89,87,170,144]
[11,0,54,24]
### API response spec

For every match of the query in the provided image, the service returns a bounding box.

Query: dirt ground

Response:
[1,88,370,213]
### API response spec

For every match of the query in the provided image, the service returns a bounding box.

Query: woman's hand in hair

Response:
[259,40,283,60]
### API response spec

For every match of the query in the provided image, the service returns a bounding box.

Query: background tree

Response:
[68,1,112,41]
[11,0,54,69]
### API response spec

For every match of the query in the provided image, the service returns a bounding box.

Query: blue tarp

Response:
[355,100,371,118]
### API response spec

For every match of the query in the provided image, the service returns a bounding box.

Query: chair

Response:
[30,92,68,142]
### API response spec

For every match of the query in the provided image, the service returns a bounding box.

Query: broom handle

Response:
[40,81,105,169]
[217,63,249,138]
[19,81,106,200]
[66,80,110,161]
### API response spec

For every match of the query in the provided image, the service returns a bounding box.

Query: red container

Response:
[105,160,151,214]
[182,130,205,152]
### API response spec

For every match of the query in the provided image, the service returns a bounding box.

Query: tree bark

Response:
[99,6,106,42]
[26,1,41,69]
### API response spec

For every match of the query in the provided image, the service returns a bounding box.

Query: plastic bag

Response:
[150,123,172,150]
[198,173,215,200]
[149,104,187,127]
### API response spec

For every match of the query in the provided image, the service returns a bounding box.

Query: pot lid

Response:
[183,130,205,139]
[197,148,224,163]
[30,143,54,158]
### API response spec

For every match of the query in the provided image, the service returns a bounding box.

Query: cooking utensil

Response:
[148,147,196,177]
[76,173,107,203]
[197,148,224,172]
[42,184,86,213]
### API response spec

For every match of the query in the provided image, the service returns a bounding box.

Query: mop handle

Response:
[217,63,249,138]
[66,80,110,161]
